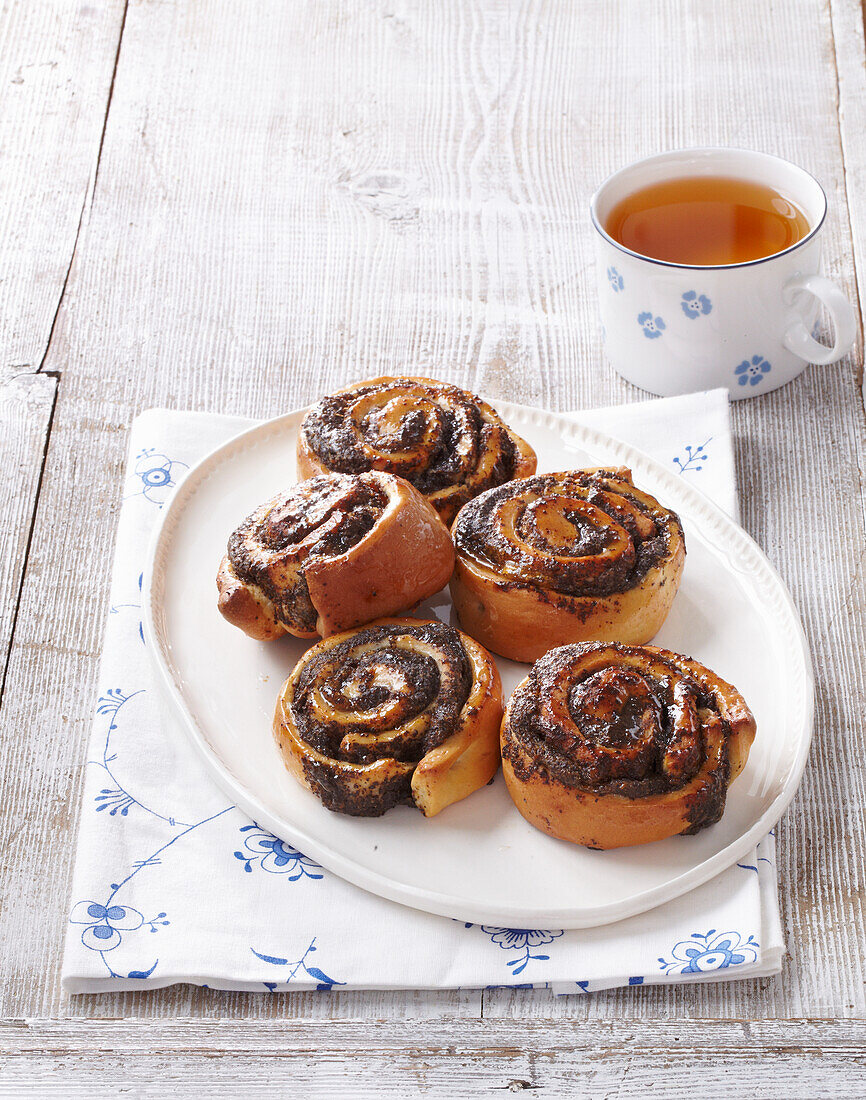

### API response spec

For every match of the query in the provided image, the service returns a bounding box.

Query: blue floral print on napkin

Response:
[252,940,345,991]
[658,929,759,975]
[673,438,711,474]
[125,448,188,506]
[465,924,565,976]
[234,824,324,880]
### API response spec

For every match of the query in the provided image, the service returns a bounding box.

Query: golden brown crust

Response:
[216,555,293,641]
[272,618,503,817]
[217,471,455,640]
[450,467,686,663]
[297,375,537,524]
[296,433,332,481]
[500,642,756,849]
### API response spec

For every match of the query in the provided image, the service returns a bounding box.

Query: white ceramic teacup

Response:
[591,148,857,399]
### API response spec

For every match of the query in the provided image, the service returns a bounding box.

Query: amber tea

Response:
[604,175,811,265]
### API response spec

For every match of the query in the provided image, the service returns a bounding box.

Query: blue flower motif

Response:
[607,266,624,292]
[735,355,772,387]
[476,926,565,975]
[235,824,323,880]
[673,437,711,474]
[69,901,145,952]
[67,805,231,982]
[638,311,666,339]
[658,929,759,975]
[90,688,190,827]
[94,788,136,816]
[126,448,188,506]
[681,290,712,317]
[252,939,345,991]
[109,572,144,645]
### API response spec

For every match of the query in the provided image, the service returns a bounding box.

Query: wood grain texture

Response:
[831,0,866,393]
[0,368,56,694]
[0,0,864,1062]
[0,0,126,372]
[0,1020,865,1098]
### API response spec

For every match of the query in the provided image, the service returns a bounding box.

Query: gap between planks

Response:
[0,368,59,706]
[32,0,131,379]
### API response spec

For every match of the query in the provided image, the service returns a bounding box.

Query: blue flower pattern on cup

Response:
[681,290,712,318]
[658,929,759,975]
[735,355,772,387]
[234,824,323,880]
[638,312,665,339]
[607,266,624,292]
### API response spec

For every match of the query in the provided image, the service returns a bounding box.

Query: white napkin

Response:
[62,388,784,994]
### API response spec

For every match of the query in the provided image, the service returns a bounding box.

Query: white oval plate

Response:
[143,402,813,929]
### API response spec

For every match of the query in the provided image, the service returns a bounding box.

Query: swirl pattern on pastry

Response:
[501,642,756,849]
[450,467,686,662]
[297,375,537,523]
[273,618,503,817]
[217,472,454,640]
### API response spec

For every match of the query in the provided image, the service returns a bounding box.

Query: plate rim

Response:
[142,400,814,928]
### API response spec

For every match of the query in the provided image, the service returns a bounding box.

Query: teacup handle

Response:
[782,273,858,365]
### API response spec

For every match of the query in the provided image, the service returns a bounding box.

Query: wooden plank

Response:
[0,0,864,1029]
[0,1020,865,1098]
[1,1053,861,1099]
[0,1057,860,1100]
[830,0,866,394]
[0,369,56,693]
[5,1015,866,1051]
[0,0,127,372]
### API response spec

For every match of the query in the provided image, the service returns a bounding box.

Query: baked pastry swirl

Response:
[217,472,454,640]
[297,375,537,524]
[450,466,686,662]
[501,642,756,849]
[273,618,503,817]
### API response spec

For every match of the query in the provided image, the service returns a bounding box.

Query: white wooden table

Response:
[1,1,865,1094]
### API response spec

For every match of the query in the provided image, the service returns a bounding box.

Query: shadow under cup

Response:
[590,148,856,399]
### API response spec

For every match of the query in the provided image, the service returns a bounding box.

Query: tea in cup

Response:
[591,148,857,398]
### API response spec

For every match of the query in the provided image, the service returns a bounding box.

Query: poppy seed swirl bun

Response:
[297,375,537,524]
[501,642,756,849]
[217,472,454,640]
[273,618,503,817]
[450,467,686,663]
